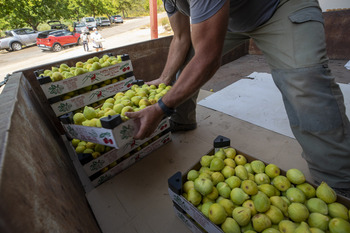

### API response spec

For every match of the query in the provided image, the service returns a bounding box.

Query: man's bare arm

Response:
[161,0,229,108]
[147,11,191,86]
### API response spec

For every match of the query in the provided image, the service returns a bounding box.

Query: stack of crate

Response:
[35,53,171,187]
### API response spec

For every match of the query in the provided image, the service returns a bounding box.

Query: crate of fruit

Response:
[59,82,172,149]
[72,117,170,177]
[68,130,171,187]
[35,54,135,116]
[168,135,350,233]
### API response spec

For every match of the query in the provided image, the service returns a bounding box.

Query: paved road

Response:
[0,12,168,92]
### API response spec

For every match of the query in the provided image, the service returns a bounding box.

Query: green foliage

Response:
[0,0,162,32]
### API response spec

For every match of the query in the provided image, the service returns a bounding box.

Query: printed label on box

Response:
[41,60,133,98]
[52,77,135,116]
[63,124,117,147]
[64,117,169,150]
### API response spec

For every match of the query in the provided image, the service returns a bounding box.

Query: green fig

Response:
[309,228,325,233]
[270,195,289,217]
[183,180,194,193]
[221,165,235,178]
[252,191,271,213]
[198,172,212,180]
[194,177,213,196]
[206,186,219,200]
[297,182,316,199]
[251,160,266,174]
[288,202,309,222]
[258,184,278,197]
[187,188,202,206]
[208,203,227,225]
[225,176,241,189]
[286,168,306,185]
[230,187,250,205]
[200,155,214,167]
[216,181,231,199]
[328,202,349,220]
[255,173,271,185]
[232,206,252,226]
[286,187,306,203]
[199,166,212,175]
[241,221,254,232]
[224,147,236,159]
[316,182,337,204]
[210,157,225,171]
[272,175,291,191]
[265,164,280,179]
[200,201,213,218]
[235,165,249,180]
[294,221,311,233]
[211,171,225,186]
[328,217,350,233]
[279,220,297,233]
[218,198,235,217]
[252,213,272,232]
[221,217,241,233]
[265,205,285,225]
[224,158,236,168]
[241,179,258,195]
[243,199,257,216]
[262,228,280,233]
[234,154,247,165]
[187,169,199,181]
[308,212,330,231]
[306,198,328,215]
[244,163,254,174]
[214,148,226,160]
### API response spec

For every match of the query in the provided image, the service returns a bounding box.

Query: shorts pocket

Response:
[289,7,324,24]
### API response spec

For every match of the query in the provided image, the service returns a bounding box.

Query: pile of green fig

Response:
[40,54,123,82]
[72,83,171,127]
[182,147,350,233]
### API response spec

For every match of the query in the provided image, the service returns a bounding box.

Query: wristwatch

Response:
[158,97,175,116]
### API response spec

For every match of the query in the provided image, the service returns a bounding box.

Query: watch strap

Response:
[158,98,175,116]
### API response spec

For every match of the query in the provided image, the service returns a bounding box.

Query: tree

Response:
[0,0,71,30]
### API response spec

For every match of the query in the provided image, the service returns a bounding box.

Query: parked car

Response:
[47,20,68,30]
[36,30,81,52]
[110,15,123,23]
[81,17,97,30]
[73,22,89,34]
[0,28,40,51]
[95,17,111,27]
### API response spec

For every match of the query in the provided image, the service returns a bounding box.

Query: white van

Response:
[81,17,97,30]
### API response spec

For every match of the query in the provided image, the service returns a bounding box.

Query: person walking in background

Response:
[80,30,90,52]
[91,27,104,52]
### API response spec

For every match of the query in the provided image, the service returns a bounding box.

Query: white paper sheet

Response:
[198,72,350,138]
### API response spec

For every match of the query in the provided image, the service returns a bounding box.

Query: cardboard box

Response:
[91,131,172,187]
[168,136,350,233]
[62,117,170,149]
[37,57,133,99]
[51,75,135,116]
[78,117,170,176]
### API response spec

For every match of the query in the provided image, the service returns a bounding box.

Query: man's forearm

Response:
[159,35,191,84]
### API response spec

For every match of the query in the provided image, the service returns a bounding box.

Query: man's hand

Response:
[125,103,164,140]
[146,78,170,87]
